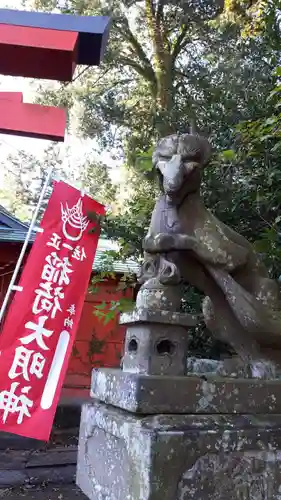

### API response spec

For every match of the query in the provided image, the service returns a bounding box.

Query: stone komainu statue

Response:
[140,131,281,361]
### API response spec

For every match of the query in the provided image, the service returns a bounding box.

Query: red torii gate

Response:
[0,91,66,141]
[0,8,110,140]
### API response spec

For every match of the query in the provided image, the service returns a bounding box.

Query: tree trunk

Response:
[145,0,176,137]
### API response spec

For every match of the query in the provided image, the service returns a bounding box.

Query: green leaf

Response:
[264,117,277,126]
[268,86,281,100]
[253,239,271,253]
[94,302,107,310]
[274,67,281,77]
[221,149,236,161]
[271,142,281,153]
[259,135,274,141]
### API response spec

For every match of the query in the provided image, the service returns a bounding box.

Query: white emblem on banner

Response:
[61,198,89,242]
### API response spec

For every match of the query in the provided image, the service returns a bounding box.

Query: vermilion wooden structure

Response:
[0,8,110,139]
[0,24,78,82]
[0,92,66,141]
[62,281,132,400]
[0,92,22,102]
[0,9,110,81]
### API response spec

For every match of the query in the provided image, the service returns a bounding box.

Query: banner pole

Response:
[0,166,54,325]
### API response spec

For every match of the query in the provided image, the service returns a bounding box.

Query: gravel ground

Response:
[0,485,88,499]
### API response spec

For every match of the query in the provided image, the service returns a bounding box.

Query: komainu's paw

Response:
[143,233,195,253]
[143,233,176,253]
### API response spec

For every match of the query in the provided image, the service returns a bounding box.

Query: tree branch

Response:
[117,17,157,85]
[175,69,192,79]
[119,56,156,83]
[171,25,189,61]
[156,0,165,22]
[150,0,156,17]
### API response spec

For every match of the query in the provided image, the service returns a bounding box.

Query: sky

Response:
[0,0,121,191]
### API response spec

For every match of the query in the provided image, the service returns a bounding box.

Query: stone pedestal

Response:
[76,277,281,499]
[77,368,281,500]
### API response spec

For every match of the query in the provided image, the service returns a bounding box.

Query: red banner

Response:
[0,181,105,441]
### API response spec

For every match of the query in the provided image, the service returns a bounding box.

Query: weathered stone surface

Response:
[122,323,188,376]
[186,357,222,375]
[139,131,281,361]
[120,308,197,327]
[77,400,281,500]
[121,279,195,376]
[91,368,281,414]
[178,452,281,499]
[186,356,281,379]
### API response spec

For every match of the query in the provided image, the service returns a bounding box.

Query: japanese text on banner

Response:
[0,182,105,439]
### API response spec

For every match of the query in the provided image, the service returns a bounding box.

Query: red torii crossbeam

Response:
[0,9,110,139]
[0,92,66,141]
[0,9,110,81]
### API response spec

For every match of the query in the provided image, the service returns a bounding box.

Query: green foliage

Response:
[0,145,64,221]
[82,160,117,206]
[90,270,136,325]
[182,286,233,358]
[219,0,280,41]
[71,327,122,376]
[233,74,281,277]
[93,297,134,325]
[103,173,159,258]
[28,1,231,160]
